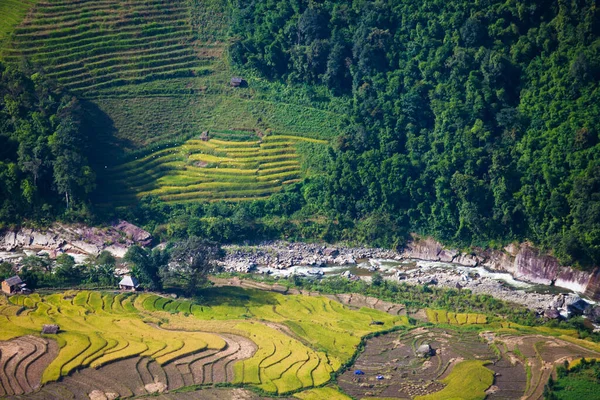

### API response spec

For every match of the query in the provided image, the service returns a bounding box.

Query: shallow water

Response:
[253,257,588,299]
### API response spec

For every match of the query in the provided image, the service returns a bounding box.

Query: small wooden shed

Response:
[41,324,60,334]
[2,275,25,295]
[230,77,245,87]
[119,275,140,291]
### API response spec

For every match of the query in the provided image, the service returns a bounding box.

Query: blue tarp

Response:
[354,370,364,375]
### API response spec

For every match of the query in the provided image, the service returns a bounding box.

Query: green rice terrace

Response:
[99,131,328,205]
[1,285,600,399]
[0,0,345,206]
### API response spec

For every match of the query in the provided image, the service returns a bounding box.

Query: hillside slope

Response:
[230,0,600,267]
[1,0,345,206]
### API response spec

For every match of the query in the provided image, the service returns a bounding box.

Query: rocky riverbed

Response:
[219,241,593,316]
[1,220,597,320]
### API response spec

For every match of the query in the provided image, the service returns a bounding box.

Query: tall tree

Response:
[124,245,168,291]
[168,237,223,295]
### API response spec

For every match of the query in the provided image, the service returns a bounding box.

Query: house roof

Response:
[119,275,139,287]
[3,275,22,286]
[231,77,243,83]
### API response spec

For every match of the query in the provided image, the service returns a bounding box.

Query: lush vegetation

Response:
[229,0,600,268]
[0,62,95,225]
[544,358,600,400]
[1,0,599,271]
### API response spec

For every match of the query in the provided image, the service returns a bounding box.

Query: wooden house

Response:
[1,275,25,295]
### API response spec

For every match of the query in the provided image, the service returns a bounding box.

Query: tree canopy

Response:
[229,0,600,269]
[0,62,95,226]
[168,237,223,295]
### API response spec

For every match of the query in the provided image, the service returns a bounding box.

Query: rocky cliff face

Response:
[401,237,599,299]
[0,221,152,259]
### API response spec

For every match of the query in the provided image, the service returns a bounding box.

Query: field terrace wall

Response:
[401,237,600,300]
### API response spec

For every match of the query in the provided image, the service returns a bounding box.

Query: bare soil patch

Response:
[0,335,58,397]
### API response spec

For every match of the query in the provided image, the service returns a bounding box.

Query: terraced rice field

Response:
[1,0,209,95]
[99,131,328,205]
[0,287,402,398]
[0,336,59,397]
[425,309,487,325]
[141,286,406,393]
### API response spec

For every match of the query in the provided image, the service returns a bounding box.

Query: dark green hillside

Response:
[230,0,600,268]
[0,0,599,268]
[0,63,94,224]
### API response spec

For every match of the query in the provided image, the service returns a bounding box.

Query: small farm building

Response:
[230,77,245,87]
[2,275,26,295]
[119,275,140,291]
[41,324,60,334]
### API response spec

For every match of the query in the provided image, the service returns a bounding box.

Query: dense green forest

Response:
[228,0,600,268]
[0,0,599,271]
[0,63,94,223]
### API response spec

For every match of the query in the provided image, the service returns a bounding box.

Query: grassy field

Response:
[294,386,352,400]
[0,0,37,47]
[2,287,402,394]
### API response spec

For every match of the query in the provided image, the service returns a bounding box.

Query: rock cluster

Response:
[221,241,398,272]
[544,293,597,320]
[403,237,599,297]
[0,221,151,261]
[416,344,433,358]
[221,237,600,300]
[395,264,555,310]
[219,240,600,309]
